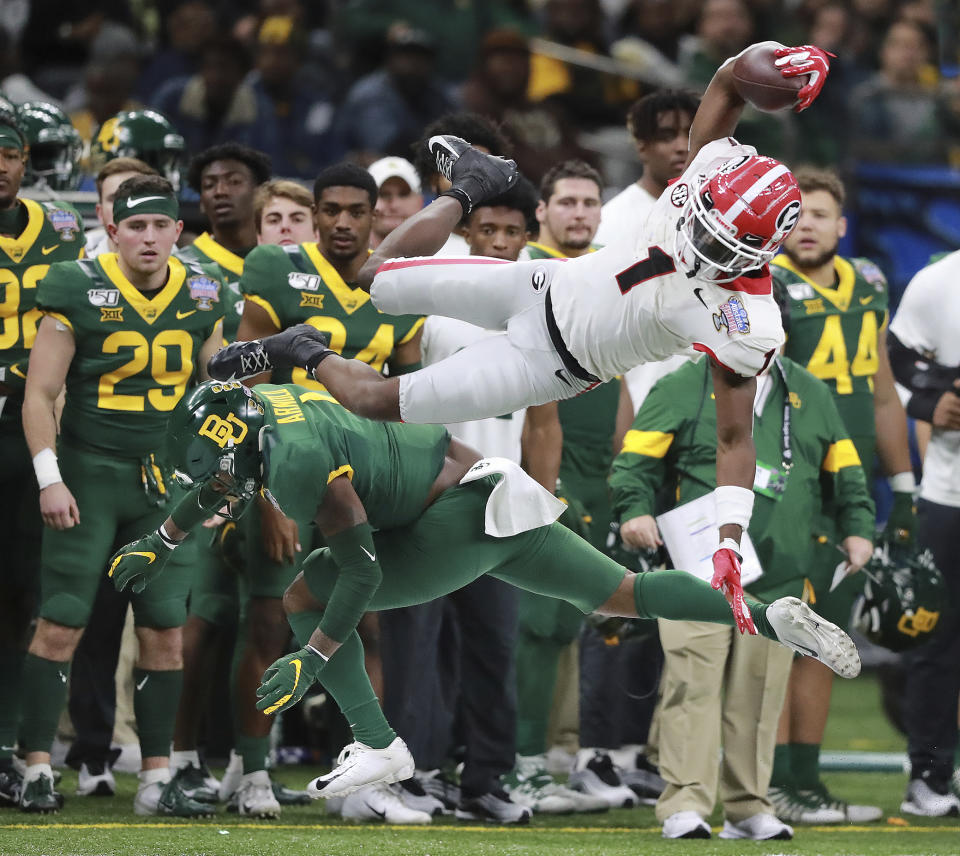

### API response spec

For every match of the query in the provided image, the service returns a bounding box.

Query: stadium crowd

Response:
[0,0,958,842]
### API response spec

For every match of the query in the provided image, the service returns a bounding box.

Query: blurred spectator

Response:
[334,0,531,82]
[138,2,217,103]
[595,90,697,248]
[460,29,593,184]
[246,15,345,177]
[151,36,268,156]
[368,155,423,248]
[613,0,698,64]
[0,28,61,106]
[529,0,641,128]
[338,25,458,160]
[68,58,143,151]
[848,19,950,163]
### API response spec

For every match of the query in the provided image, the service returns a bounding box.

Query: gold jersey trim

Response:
[98,253,187,325]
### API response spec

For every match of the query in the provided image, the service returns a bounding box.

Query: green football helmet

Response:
[18,101,82,191]
[851,540,947,652]
[166,380,266,502]
[90,109,186,192]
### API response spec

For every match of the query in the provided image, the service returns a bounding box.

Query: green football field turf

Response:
[3,673,958,856]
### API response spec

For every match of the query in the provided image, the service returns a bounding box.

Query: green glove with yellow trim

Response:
[256,647,327,716]
[108,530,173,594]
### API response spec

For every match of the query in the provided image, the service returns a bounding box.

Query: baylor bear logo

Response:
[198,412,248,448]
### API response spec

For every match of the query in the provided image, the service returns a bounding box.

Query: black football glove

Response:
[428,135,519,215]
[208,324,332,381]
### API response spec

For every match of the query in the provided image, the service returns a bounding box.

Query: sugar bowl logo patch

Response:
[288,272,321,292]
[713,295,751,335]
[47,207,80,241]
[187,275,220,310]
[87,288,120,307]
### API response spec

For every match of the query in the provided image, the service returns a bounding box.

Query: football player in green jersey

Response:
[177,143,272,342]
[109,379,863,801]
[0,112,84,804]
[19,175,223,816]
[218,163,422,814]
[769,167,915,824]
[169,179,319,816]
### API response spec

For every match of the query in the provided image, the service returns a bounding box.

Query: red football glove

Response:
[774,45,834,112]
[711,540,757,635]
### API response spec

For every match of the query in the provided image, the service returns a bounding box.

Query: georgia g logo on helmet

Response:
[675,155,802,284]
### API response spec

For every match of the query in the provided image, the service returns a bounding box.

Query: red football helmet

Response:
[676,155,802,283]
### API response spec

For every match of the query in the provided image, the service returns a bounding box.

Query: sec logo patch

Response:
[670,183,689,207]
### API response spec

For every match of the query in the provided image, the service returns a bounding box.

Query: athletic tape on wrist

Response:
[889,471,916,494]
[714,485,754,530]
[305,644,329,662]
[157,523,180,550]
[717,537,743,559]
[33,448,62,490]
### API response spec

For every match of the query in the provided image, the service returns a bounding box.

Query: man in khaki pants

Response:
[610,352,875,840]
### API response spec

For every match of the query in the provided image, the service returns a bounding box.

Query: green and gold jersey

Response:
[557,378,621,547]
[773,254,889,455]
[240,242,424,390]
[176,232,248,343]
[37,254,225,456]
[525,241,600,260]
[255,384,449,529]
[0,197,85,422]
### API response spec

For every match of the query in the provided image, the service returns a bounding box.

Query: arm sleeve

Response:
[317,522,382,643]
[609,375,687,523]
[817,386,876,540]
[169,483,230,533]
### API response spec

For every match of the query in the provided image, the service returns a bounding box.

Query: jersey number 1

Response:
[615,246,675,295]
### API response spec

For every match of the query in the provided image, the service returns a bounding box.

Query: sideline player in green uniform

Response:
[109,376,863,802]
[769,167,915,823]
[219,163,423,815]
[0,111,85,803]
[177,143,271,342]
[19,175,223,815]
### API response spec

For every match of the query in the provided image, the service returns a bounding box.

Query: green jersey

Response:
[240,243,424,390]
[37,253,224,456]
[525,242,600,260]
[773,254,889,459]
[176,232,248,342]
[557,378,621,547]
[609,357,875,600]
[255,384,449,529]
[0,197,85,423]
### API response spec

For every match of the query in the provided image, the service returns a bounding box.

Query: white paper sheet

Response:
[656,493,764,586]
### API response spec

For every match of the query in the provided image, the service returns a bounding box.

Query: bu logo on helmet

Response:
[198,412,248,448]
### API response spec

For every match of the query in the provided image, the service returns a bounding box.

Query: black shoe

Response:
[621,754,665,804]
[0,767,22,807]
[455,788,531,824]
[418,770,461,811]
[428,135,518,215]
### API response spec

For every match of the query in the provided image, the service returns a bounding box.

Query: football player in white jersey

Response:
[210,41,832,632]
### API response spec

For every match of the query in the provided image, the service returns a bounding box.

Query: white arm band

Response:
[157,523,180,551]
[33,448,62,490]
[714,485,755,530]
[889,471,916,494]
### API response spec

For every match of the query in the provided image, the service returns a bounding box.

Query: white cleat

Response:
[766,597,861,678]
[307,737,415,800]
[235,770,281,818]
[340,782,432,824]
[219,749,243,802]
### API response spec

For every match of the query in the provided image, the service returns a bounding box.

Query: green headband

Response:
[113,192,179,224]
[0,125,24,152]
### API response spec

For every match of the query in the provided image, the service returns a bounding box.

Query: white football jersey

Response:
[420,315,526,462]
[548,137,785,380]
[595,182,656,248]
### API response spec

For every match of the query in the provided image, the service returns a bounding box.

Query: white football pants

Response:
[371,256,596,423]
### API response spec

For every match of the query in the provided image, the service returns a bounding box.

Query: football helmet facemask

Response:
[851,540,947,652]
[676,154,802,283]
[166,380,266,503]
[18,101,82,191]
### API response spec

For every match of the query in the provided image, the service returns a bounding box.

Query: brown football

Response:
[732,43,804,112]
